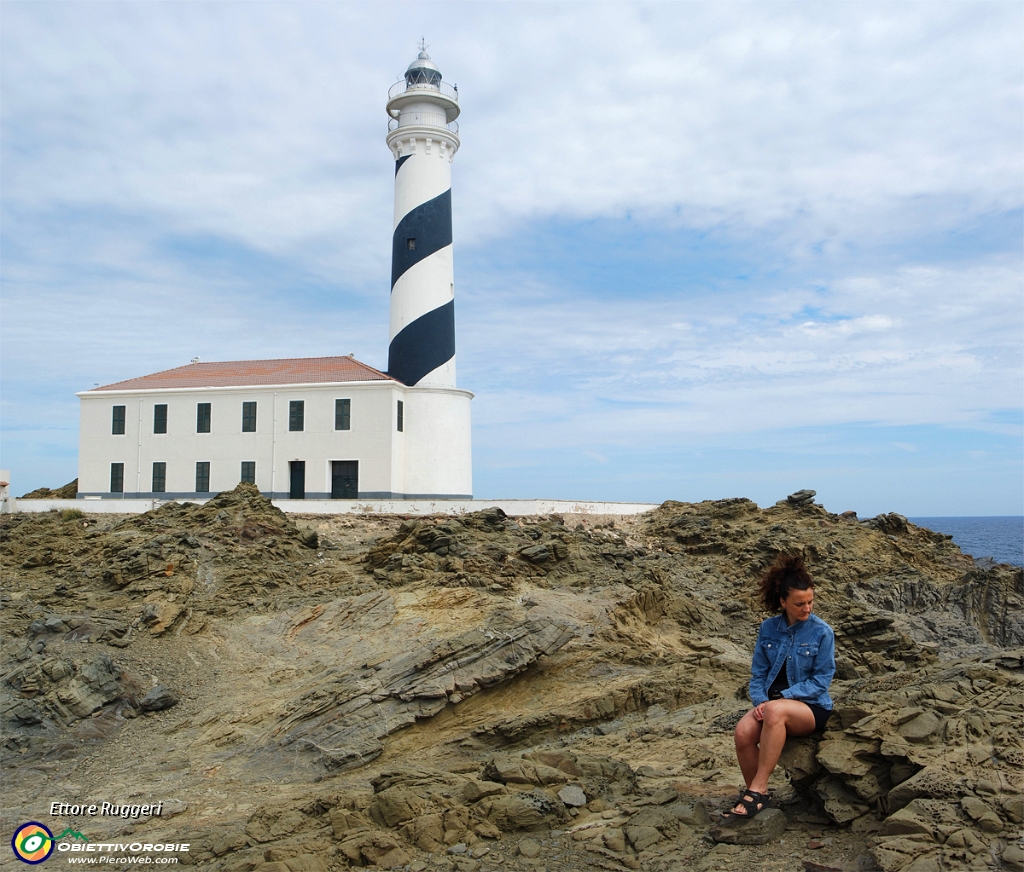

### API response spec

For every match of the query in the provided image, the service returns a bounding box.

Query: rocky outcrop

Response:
[266,598,575,770]
[2,642,148,736]
[19,478,78,499]
[781,488,818,509]
[769,650,1023,870]
[2,486,1022,872]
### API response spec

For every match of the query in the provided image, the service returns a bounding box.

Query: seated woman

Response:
[726,554,835,821]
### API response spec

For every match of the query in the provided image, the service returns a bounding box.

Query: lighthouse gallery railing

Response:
[388,79,459,102]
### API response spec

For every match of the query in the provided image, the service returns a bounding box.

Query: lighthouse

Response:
[73,45,474,502]
[386,44,460,387]
[378,43,473,498]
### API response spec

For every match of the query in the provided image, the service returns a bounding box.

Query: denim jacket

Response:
[749,612,835,709]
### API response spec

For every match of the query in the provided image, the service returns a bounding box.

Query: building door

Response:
[331,461,358,498]
[289,461,305,499]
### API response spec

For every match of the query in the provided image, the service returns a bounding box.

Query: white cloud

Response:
[3,3,1020,267]
[456,3,1022,248]
[462,259,1022,443]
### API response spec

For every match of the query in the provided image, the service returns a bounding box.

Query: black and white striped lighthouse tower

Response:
[386,44,461,387]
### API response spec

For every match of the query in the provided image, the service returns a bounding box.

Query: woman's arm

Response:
[748,624,772,705]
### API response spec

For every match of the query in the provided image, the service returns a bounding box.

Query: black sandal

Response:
[721,790,768,822]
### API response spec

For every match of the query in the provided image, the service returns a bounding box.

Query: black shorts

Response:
[803,702,832,732]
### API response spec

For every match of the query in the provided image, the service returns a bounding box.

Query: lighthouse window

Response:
[112,405,126,435]
[110,463,124,493]
[407,238,416,250]
[196,462,210,494]
[152,462,166,493]
[289,400,305,432]
[153,404,167,434]
[240,461,256,484]
[197,402,211,433]
[335,398,351,430]
[397,400,404,432]
[242,401,257,432]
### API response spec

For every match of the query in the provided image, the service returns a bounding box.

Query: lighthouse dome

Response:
[405,49,442,88]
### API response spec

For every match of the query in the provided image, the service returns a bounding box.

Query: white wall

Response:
[77,380,473,500]
[402,387,472,498]
[13,498,660,517]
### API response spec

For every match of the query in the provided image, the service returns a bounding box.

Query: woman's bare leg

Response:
[734,709,763,788]
[731,700,817,815]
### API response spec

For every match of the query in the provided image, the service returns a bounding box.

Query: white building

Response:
[76,48,473,501]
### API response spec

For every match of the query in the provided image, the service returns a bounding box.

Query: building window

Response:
[112,405,126,435]
[196,461,210,493]
[240,461,256,484]
[289,400,304,432]
[397,400,404,432]
[153,404,167,434]
[197,403,211,433]
[242,401,257,433]
[152,462,166,493]
[110,462,124,493]
[335,398,351,431]
[407,237,416,250]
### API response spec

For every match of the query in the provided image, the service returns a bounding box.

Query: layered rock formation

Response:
[1,485,1021,871]
[19,478,78,499]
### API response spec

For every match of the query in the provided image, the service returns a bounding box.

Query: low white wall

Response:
[277,498,659,516]
[12,498,163,513]
[11,497,660,517]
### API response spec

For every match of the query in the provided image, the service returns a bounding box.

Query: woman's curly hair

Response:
[759,554,814,613]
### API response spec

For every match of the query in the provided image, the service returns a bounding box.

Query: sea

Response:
[909,517,1024,567]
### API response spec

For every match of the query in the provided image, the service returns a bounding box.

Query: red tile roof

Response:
[89,356,396,391]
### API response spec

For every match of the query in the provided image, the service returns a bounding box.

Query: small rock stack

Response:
[782,489,816,508]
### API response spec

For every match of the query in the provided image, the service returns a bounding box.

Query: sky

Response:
[1,1,1021,517]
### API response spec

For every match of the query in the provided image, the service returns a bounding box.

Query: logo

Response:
[11,823,55,864]
[11,824,88,864]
